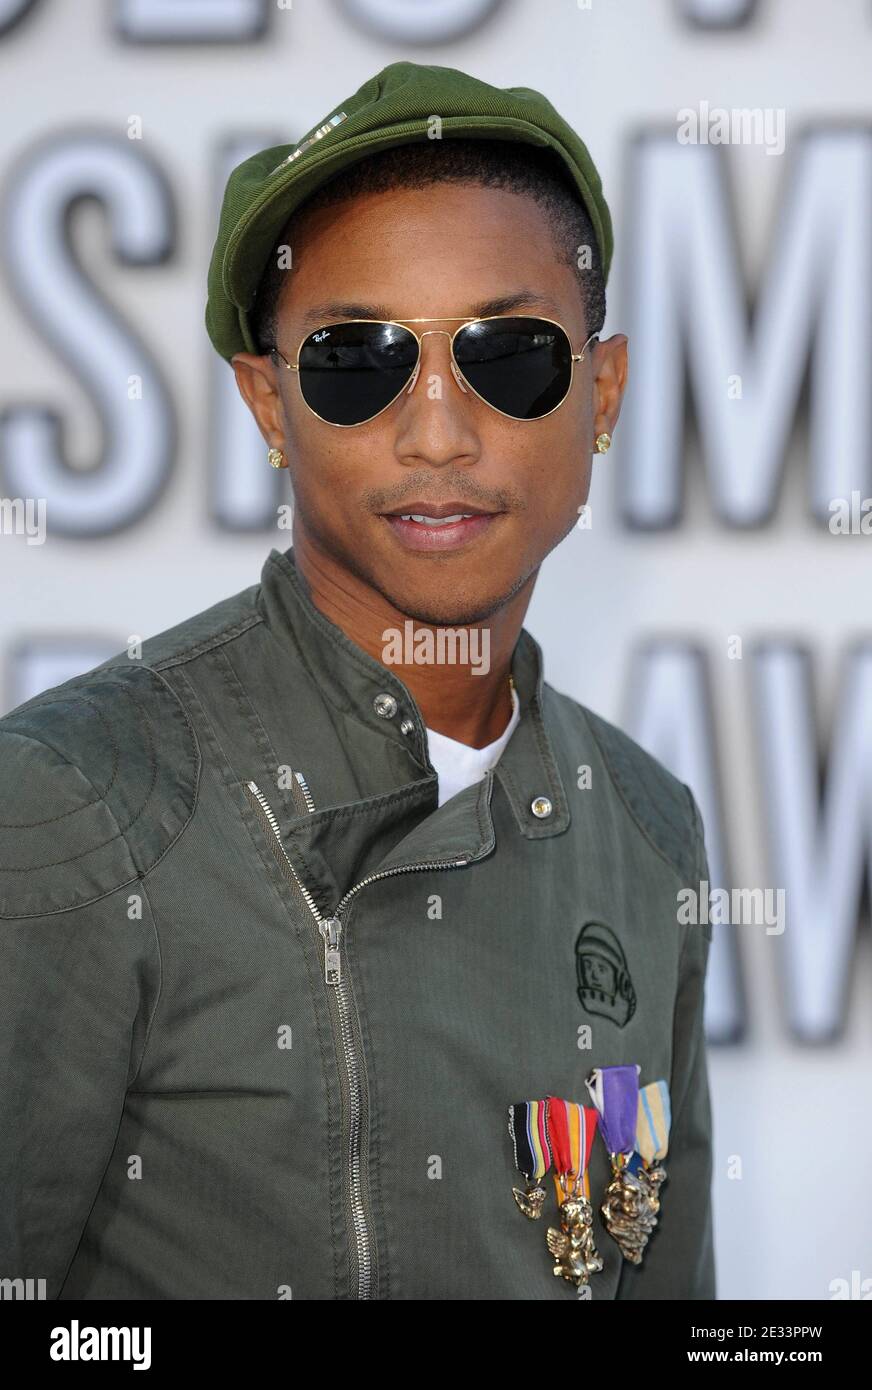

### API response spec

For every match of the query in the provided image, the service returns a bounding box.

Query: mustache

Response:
[361,473,524,514]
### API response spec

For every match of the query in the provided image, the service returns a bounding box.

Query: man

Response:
[0,62,715,1300]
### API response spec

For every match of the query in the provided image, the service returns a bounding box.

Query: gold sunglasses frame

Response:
[267,315,599,427]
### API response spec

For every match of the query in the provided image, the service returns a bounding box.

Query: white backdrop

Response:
[1,0,871,1300]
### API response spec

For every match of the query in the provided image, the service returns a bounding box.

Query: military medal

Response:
[543,1096,603,1289]
[620,1078,672,1259]
[507,1100,551,1218]
[586,1064,649,1263]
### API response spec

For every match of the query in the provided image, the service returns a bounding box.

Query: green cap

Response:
[205,61,613,363]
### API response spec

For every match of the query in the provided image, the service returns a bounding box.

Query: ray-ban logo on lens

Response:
[313,330,330,342]
[382,621,490,675]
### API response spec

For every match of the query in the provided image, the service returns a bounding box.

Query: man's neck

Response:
[292,530,533,748]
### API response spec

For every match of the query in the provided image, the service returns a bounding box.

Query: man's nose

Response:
[392,330,481,467]
[404,330,469,401]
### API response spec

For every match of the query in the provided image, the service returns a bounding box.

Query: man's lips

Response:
[378,502,503,552]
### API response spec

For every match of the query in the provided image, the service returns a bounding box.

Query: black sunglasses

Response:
[265,315,598,427]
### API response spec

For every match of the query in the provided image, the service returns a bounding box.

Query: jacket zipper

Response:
[293,769,317,815]
[244,778,470,1300]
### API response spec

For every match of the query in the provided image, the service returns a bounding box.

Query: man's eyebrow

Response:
[296,290,559,330]
[468,291,559,318]
[298,301,394,328]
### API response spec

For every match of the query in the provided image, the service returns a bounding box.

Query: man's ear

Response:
[592,334,629,440]
[230,352,285,447]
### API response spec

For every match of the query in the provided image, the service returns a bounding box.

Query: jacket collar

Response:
[257,544,570,845]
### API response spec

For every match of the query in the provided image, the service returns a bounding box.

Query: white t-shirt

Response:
[425,685,520,808]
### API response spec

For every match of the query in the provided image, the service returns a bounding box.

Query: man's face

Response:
[236,180,626,626]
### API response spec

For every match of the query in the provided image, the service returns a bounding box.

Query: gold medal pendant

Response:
[512,1180,547,1220]
[544,1098,604,1290]
[546,1181,604,1288]
[601,1153,667,1263]
[591,1075,672,1264]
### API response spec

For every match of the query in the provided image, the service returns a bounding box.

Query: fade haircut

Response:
[249,138,606,353]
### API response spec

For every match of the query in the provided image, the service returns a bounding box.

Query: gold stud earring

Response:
[267,447,284,468]
[594,432,611,454]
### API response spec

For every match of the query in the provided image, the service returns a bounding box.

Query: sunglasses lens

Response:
[297,321,418,425]
[453,317,574,420]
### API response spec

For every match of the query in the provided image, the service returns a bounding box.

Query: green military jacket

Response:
[0,544,715,1300]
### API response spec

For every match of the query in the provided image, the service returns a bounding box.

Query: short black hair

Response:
[249,137,606,353]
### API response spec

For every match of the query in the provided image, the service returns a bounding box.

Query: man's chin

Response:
[386,600,502,627]
[374,574,527,628]
[299,520,532,625]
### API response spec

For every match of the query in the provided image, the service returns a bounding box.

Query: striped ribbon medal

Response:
[507,1100,551,1219]
[543,1097,604,1289]
[622,1079,671,1255]
[588,1065,669,1265]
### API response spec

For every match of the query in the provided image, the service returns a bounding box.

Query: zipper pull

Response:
[319,916,342,985]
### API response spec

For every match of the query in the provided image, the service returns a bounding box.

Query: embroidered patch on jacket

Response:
[575,922,636,1028]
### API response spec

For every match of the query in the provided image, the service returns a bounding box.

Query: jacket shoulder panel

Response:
[95,587,262,675]
[81,587,261,679]
[0,662,200,919]
[557,694,701,884]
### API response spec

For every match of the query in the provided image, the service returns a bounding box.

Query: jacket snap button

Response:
[373,692,398,719]
[531,795,553,818]
[399,718,414,735]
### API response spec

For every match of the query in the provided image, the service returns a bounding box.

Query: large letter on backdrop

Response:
[625,641,744,1044]
[1,133,176,536]
[620,128,872,527]
[752,643,872,1041]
